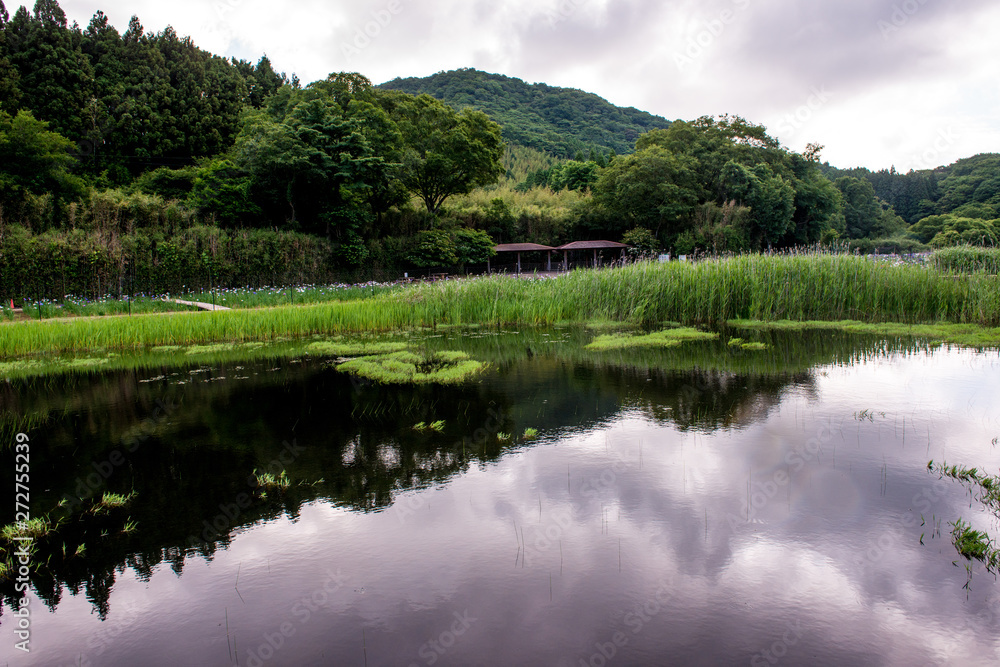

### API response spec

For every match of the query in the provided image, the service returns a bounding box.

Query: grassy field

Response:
[2,254,999,358]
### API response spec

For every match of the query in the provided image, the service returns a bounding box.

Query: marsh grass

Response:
[730,319,1000,348]
[306,341,409,357]
[5,255,1000,358]
[931,460,1000,572]
[413,420,446,432]
[254,470,291,490]
[95,491,136,512]
[586,327,719,351]
[522,427,539,440]
[1,517,55,541]
[950,519,999,572]
[338,350,488,385]
[932,247,1000,275]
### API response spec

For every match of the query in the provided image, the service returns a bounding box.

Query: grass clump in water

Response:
[306,340,409,357]
[1,517,55,541]
[337,350,487,385]
[254,470,291,490]
[413,420,446,432]
[586,327,718,351]
[522,427,539,440]
[950,519,999,571]
[739,341,769,351]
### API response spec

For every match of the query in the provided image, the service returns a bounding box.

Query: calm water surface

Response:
[2,327,1000,666]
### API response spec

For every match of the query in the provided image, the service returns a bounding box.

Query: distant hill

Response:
[378,68,672,159]
[822,153,1000,224]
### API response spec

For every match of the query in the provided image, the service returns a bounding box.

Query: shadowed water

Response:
[1,327,999,666]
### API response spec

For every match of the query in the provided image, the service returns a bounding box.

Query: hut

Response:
[492,243,557,273]
[555,240,630,270]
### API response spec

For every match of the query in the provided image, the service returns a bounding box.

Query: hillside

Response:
[378,68,671,159]
[822,153,1000,224]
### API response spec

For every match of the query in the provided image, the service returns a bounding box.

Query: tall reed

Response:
[2,254,998,357]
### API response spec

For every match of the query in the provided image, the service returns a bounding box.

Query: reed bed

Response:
[932,247,1000,275]
[2,254,998,357]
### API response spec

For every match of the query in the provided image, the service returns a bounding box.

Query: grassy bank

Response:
[2,254,999,357]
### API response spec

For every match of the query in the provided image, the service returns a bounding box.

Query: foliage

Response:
[386,92,505,214]
[406,229,458,268]
[379,67,671,158]
[932,246,1000,274]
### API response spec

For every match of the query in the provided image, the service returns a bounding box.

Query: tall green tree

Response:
[592,146,700,237]
[0,0,24,113]
[3,0,95,141]
[0,109,83,214]
[385,93,504,215]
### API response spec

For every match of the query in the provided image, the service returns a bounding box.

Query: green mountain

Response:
[378,68,671,159]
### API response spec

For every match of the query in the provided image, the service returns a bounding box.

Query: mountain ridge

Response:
[378,68,672,159]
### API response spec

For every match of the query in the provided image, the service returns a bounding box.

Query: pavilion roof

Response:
[493,243,557,252]
[556,240,630,250]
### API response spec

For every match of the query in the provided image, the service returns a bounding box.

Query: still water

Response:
[2,327,1000,666]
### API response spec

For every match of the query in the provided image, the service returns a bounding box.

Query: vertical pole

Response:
[517,253,521,274]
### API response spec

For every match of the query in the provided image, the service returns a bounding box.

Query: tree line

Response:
[1,0,998,301]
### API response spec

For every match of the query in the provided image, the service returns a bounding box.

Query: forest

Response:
[1,0,999,298]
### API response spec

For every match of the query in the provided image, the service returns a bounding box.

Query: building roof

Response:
[556,240,630,250]
[493,243,557,252]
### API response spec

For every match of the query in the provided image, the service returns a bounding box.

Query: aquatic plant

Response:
[585,327,719,351]
[1,517,54,541]
[950,519,999,572]
[337,350,488,385]
[306,341,409,357]
[522,427,539,440]
[5,254,1000,357]
[254,470,291,490]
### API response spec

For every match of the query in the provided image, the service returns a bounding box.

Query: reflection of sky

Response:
[6,347,1000,665]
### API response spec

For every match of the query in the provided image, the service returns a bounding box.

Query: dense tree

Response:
[3,0,95,140]
[379,68,671,158]
[233,74,396,236]
[592,147,700,237]
[386,93,504,215]
[0,109,83,214]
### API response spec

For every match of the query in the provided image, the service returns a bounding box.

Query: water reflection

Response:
[1,328,998,665]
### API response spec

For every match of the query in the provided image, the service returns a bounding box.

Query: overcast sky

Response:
[54,0,1000,171]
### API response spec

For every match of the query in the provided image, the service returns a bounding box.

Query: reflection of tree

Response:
[0,326,931,616]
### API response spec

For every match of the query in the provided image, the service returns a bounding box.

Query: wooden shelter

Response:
[555,240,630,269]
[492,243,557,273]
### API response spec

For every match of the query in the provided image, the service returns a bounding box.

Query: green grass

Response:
[305,340,409,357]
[932,247,1000,275]
[730,319,1000,347]
[338,350,488,385]
[1,517,55,541]
[254,470,291,490]
[5,254,1000,358]
[586,327,719,351]
[950,519,999,571]
[522,427,539,440]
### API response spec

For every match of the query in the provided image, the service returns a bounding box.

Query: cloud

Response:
[56,0,1000,170]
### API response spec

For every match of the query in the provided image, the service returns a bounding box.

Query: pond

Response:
[2,326,999,666]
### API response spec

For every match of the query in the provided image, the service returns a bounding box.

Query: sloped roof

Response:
[556,240,630,250]
[493,243,556,252]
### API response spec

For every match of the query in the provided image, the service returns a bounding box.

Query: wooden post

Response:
[517,252,522,274]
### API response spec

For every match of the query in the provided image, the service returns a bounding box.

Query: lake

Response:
[2,326,999,666]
